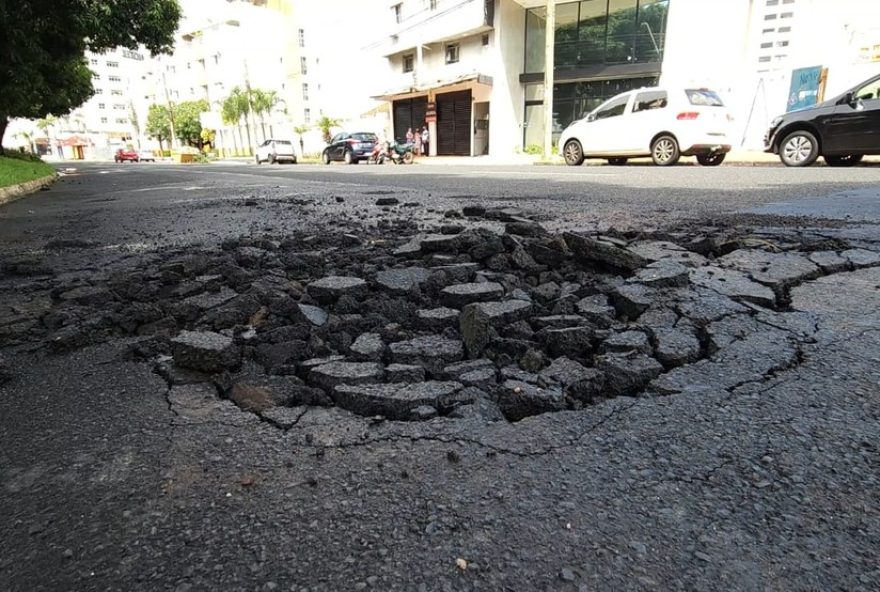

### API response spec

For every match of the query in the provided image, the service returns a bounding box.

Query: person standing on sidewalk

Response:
[413,129,421,156]
[421,126,429,157]
[406,128,414,146]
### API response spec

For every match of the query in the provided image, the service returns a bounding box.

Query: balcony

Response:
[382,0,494,57]
[375,55,493,99]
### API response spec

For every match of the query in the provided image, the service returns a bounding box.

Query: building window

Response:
[758,56,771,62]
[95,88,104,94]
[762,28,775,34]
[90,58,98,66]
[298,28,305,47]
[776,40,789,47]
[108,75,121,82]
[116,118,127,124]
[213,54,220,65]
[111,89,123,96]
[482,33,490,46]
[393,3,401,23]
[760,42,773,48]
[764,13,777,20]
[445,43,460,64]
[778,26,791,32]
[403,53,414,73]
[429,0,438,9]
[100,117,108,123]
[304,108,311,124]
[302,83,309,101]
[98,103,106,109]
[780,11,793,18]
[113,104,126,110]
[300,56,308,74]
[92,73,101,80]
[766,0,778,5]
[783,0,794,3]
[107,61,119,68]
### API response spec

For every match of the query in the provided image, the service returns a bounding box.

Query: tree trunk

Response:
[243,119,252,155]
[0,116,8,156]
[260,119,266,142]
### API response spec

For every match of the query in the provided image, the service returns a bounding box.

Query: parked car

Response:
[255,139,297,164]
[559,87,733,167]
[764,73,880,167]
[114,148,139,163]
[322,132,378,164]
[137,151,156,162]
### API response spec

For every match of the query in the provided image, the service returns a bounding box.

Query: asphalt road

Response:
[1,162,879,591]
[2,162,879,257]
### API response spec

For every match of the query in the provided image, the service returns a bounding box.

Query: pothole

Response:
[3,204,879,427]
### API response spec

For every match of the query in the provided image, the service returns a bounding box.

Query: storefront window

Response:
[524,0,668,73]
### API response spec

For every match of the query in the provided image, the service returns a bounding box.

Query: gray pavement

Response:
[1,163,879,591]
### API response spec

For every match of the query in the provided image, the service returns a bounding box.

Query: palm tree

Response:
[315,116,341,144]
[251,89,281,141]
[36,116,58,157]
[293,124,309,155]
[221,87,253,154]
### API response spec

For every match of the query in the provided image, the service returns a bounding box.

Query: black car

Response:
[765,73,880,167]
[321,132,378,164]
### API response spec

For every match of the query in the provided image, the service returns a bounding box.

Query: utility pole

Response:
[543,0,556,159]
[244,60,259,148]
[162,70,178,149]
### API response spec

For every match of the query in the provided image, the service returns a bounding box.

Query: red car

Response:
[114,148,139,163]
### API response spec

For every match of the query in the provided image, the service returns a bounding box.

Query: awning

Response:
[58,135,90,147]
[373,73,493,101]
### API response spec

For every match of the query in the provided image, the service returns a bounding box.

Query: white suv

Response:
[559,87,733,167]
[255,139,297,164]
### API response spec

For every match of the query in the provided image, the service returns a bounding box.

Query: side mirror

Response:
[586,113,597,123]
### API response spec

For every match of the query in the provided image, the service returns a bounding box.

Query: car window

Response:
[594,94,630,120]
[856,78,880,101]
[274,140,292,145]
[330,133,343,144]
[633,91,668,113]
[686,89,724,107]
[351,133,377,142]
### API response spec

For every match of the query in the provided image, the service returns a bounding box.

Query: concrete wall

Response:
[489,0,526,157]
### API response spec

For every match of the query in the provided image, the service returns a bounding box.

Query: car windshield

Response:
[686,89,724,107]
[352,133,377,142]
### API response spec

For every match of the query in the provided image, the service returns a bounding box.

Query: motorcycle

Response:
[369,140,414,165]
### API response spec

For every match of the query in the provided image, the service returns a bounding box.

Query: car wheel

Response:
[322,150,331,165]
[291,157,297,164]
[607,158,628,166]
[268,153,277,164]
[563,140,585,166]
[779,130,819,167]
[403,152,414,165]
[255,155,261,164]
[696,153,726,166]
[343,150,354,165]
[651,135,680,166]
[824,154,863,167]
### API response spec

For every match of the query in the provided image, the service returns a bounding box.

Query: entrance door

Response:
[437,90,472,155]
[393,97,428,143]
[474,102,490,155]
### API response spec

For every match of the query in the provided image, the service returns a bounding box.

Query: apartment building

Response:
[375,0,880,156]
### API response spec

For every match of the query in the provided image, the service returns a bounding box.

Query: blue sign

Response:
[787,66,823,112]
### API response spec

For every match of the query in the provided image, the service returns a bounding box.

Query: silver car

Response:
[255,139,297,164]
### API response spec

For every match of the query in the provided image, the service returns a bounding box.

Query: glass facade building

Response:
[521,0,670,148]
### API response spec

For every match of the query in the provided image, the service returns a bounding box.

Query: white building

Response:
[373,0,880,157]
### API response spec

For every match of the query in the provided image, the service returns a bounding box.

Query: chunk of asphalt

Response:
[171,330,241,373]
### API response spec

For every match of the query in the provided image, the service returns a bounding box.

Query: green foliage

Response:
[250,89,281,119]
[524,144,543,155]
[0,155,54,188]
[145,104,172,144]
[0,0,182,151]
[221,87,251,126]
[175,99,209,146]
[315,116,341,144]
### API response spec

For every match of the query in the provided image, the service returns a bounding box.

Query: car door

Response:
[331,133,348,160]
[257,140,269,160]
[580,93,633,156]
[828,76,880,153]
[627,90,669,154]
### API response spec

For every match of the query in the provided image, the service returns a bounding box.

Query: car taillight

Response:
[677,112,700,120]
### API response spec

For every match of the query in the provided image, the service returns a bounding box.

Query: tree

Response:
[221,87,253,152]
[145,104,172,151]
[293,124,310,155]
[315,116,341,144]
[0,0,181,153]
[250,89,281,141]
[175,99,209,147]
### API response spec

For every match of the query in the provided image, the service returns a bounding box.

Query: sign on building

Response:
[787,66,826,112]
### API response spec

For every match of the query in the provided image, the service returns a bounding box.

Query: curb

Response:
[0,173,58,207]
